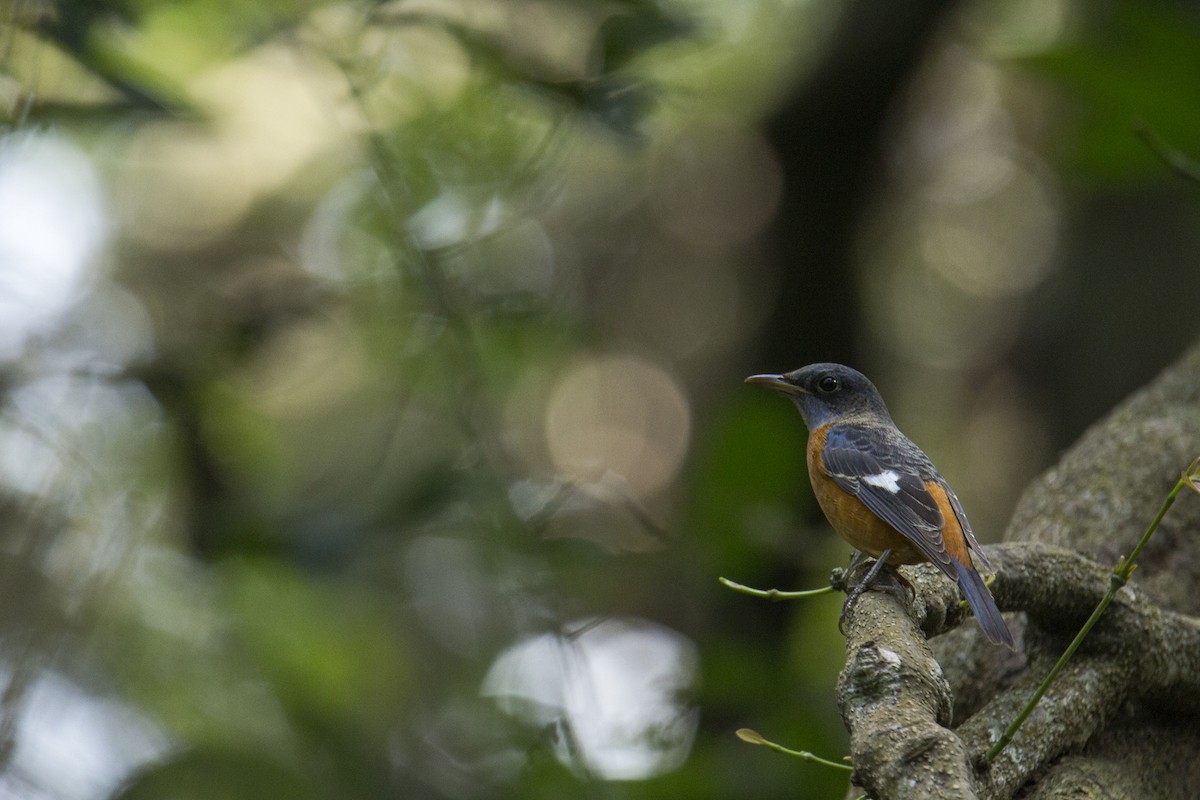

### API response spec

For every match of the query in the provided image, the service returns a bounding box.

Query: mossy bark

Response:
[836,341,1200,800]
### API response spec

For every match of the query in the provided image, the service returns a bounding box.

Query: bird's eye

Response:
[817,375,839,394]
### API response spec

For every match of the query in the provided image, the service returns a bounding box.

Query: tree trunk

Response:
[836,339,1200,799]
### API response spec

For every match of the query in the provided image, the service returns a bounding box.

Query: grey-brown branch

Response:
[834,340,1200,800]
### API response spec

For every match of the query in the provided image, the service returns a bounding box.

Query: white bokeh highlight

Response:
[482,617,699,780]
[0,134,108,361]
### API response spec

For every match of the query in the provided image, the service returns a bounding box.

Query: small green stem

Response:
[985,457,1200,763]
[1137,123,1200,184]
[736,728,853,771]
[719,577,835,601]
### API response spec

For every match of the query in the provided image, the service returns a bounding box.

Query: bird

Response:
[746,363,1014,648]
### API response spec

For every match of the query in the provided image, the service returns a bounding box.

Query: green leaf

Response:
[219,559,413,733]
[1021,1,1200,182]
[688,392,811,572]
[113,746,320,800]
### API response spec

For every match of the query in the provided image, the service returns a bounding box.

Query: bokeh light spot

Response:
[0,133,107,361]
[921,162,1058,299]
[545,356,690,498]
[482,617,699,780]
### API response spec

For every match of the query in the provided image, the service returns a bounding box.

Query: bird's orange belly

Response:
[807,431,925,565]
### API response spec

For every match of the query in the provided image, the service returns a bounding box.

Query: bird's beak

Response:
[744,374,804,395]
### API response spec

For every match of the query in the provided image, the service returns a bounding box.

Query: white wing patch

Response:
[862,469,902,493]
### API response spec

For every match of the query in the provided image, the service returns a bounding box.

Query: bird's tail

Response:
[954,561,1015,649]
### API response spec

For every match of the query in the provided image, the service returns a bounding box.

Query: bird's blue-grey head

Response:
[744,363,893,430]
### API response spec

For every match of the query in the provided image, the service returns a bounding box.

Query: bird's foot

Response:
[838,550,913,634]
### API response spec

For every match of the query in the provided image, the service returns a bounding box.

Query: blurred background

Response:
[1,0,1199,797]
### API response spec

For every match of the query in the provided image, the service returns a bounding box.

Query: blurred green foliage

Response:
[3,0,842,798]
[1024,0,1200,182]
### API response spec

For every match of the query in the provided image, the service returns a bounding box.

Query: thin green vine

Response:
[984,456,1200,764]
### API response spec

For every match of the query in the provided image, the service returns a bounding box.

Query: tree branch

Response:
[838,541,1200,799]
[835,339,1200,799]
[838,585,974,799]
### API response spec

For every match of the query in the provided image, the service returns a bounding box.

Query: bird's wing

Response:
[819,423,954,576]
[941,479,991,571]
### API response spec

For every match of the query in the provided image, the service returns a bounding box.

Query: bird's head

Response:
[745,363,892,430]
